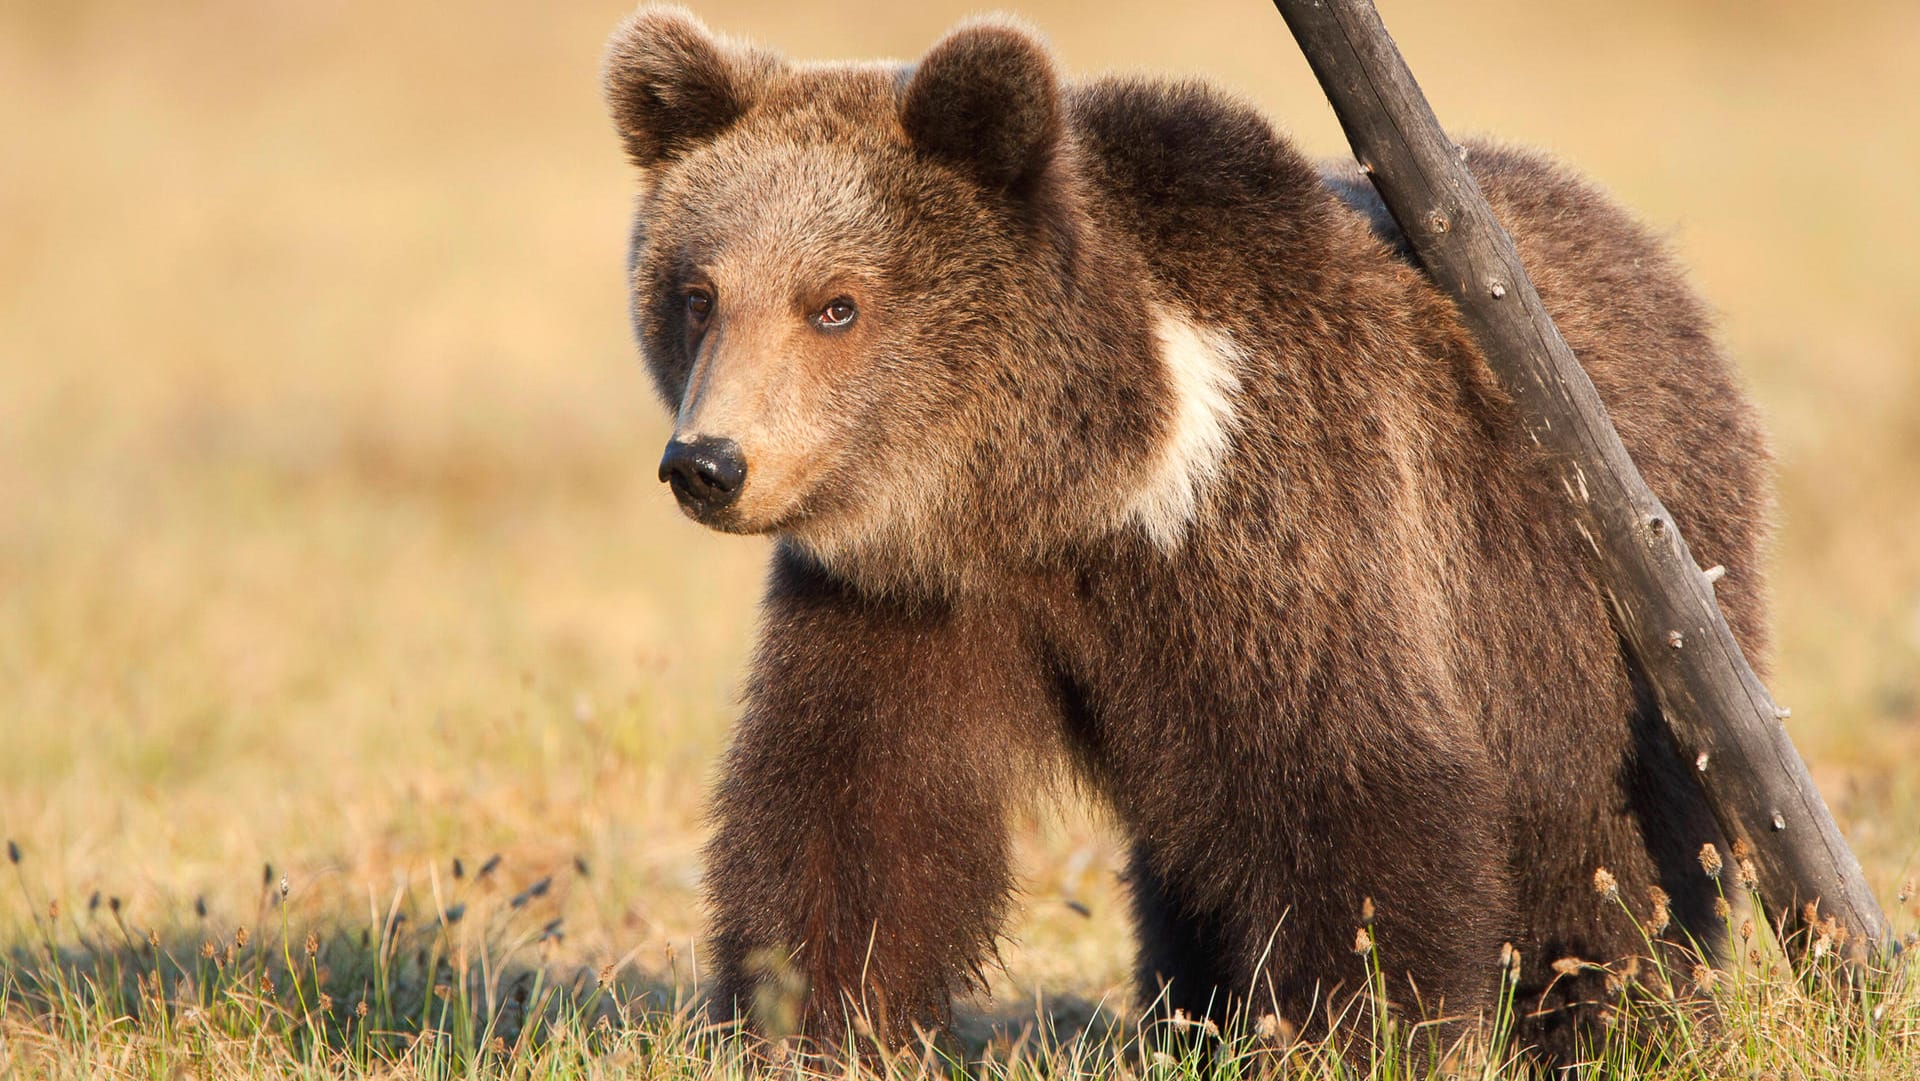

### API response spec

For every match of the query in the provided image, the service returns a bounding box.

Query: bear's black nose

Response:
[659,436,747,514]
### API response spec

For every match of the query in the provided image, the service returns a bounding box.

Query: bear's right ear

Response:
[603,5,777,168]
[901,19,1061,193]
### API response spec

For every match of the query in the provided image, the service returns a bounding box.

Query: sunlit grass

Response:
[4,838,1918,1078]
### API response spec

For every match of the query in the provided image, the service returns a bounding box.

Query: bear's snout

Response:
[659,436,747,519]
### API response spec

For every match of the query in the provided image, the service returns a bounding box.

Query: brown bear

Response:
[602,5,1770,1059]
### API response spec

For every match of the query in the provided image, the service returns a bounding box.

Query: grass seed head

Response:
[1698,843,1724,878]
[1254,1012,1296,1043]
[1900,877,1914,904]
[1359,896,1375,925]
[1648,886,1672,934]
[1353,927,1373,954]
[48,899,59,922]
[1592,866,1619,901]
[1714,896,1732,920]
[1691,964,1715,990]
[1551,957,1585,976]
[304,931,318,958]
[1737,859,1759,890]
[1731,837,1753,860]
[235,926,249,948]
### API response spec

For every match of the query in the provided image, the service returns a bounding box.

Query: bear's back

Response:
[1066,76,1769,664]
[1066,77,1346,318]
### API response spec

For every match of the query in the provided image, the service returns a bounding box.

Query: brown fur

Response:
[603,7,1771,1062]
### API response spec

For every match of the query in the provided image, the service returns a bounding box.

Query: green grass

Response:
[5,840,1918,1078]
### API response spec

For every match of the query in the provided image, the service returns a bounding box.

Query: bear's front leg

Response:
[703,548,1052,1046]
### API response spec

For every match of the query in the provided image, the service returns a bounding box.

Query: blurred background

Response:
[2,0,1916,1009]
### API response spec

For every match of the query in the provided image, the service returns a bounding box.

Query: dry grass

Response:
[4,840,1917,1078]
[2,0,1918,1076]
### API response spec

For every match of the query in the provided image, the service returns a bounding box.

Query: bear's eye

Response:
[813,297,857,330]
[684,288,714,323]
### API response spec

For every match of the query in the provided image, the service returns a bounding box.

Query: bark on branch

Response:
[1270,0,1891,959]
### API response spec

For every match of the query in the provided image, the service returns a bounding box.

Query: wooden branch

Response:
[1270,0,1891,959]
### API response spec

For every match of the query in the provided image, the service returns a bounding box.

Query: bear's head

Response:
[605,7,1235,595]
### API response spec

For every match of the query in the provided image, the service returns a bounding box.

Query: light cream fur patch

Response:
[1124,309,1245,550]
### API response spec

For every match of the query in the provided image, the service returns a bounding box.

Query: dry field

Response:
[2,0,1918,1076]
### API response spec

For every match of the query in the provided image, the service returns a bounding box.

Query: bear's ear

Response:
[603,5,777,168]
[901,19,1060,193]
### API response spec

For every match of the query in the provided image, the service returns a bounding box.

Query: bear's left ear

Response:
[603,5,779,168]
[901,19,1060,193]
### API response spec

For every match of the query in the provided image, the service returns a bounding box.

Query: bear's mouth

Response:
[668,487,755,533]
[658,430,841,538]
[666,483,800,537]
